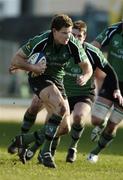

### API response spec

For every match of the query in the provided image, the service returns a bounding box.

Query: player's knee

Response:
[64,122,71,134]
[62,125,71,135]
[59,104,67,116]
[58,122,71,136]
[28,104,40,115]
[74,114,84,124]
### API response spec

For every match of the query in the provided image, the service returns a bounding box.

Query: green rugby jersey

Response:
[64,42,108,97]
[22,30,88,81]
[95,22,123,81]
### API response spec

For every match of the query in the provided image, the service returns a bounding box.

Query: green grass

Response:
[0,121,123,180]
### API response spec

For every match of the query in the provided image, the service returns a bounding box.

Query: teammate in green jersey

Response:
[8,14,92,168]
[88,21,123,163]
[65,20,123,163]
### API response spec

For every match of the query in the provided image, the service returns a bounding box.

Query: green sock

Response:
[21,111,37,133]
[41,139,52,154]
[22,132,36,145]
[69,124,84,149]
[41,114,62,155]
[41,124,59,154]
[22,126,45,145]
[28,142,40,153]
[51,137,61,156]
[91,132,115,155]
[34,126,46,145]
[29,126,46,152]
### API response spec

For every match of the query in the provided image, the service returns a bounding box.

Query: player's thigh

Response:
[110,104,123,124]
[73,102,91,124]
[28,94,44,113]
[39,84,66,115]
[92,96,113,121]
[57,98,71,134]
[74,102,91,117]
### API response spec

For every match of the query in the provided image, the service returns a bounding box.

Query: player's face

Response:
[72,28,86,44]
[53,27,72,45]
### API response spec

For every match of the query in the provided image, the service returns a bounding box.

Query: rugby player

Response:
[8,14,93,168]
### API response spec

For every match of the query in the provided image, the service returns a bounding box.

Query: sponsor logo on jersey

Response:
[71,67,81,74]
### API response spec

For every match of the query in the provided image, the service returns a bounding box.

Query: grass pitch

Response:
[0,121,123,180]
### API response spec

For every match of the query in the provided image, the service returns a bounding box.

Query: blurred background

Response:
[0,0,123,120]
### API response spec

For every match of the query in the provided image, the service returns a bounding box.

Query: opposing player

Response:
[8,14,93,168]
[88,20,123,163]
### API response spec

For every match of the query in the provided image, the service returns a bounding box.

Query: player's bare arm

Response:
[113,89,123,106]
[10,48,46,74]
[77,59,93,86]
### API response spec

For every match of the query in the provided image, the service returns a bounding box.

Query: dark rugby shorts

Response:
[68,95,95,112]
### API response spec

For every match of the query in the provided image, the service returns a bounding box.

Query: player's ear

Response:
[52,28,57,33]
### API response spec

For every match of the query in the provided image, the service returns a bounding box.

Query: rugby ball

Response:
[28,51,46,65]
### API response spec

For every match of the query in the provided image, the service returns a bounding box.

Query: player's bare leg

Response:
[66,101,91,163]
[91,97,113,142]
[37,84,70,168]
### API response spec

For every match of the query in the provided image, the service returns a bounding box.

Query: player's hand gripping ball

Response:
[28,51,47,77]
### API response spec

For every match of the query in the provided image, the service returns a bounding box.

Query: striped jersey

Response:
[95,22,123,81]
[64,42,108,97]
[22,30,88,81]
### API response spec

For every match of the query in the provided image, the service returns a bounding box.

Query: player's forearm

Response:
[11,48,29,69]
[11,54,32,71]
[80,60,93,80]
[11,53,41,73]
[77,60,93,86]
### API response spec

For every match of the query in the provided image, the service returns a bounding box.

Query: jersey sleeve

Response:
[85,43,108,70]
[78,44,89,63]
[101,63,119,90]
[93,48,119,90]
[95,28,111,47]
[21,31,50,57]
[21,35,41,57]
[95,22,121,47]
[69,35,89,64]
[95,49,108,69]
